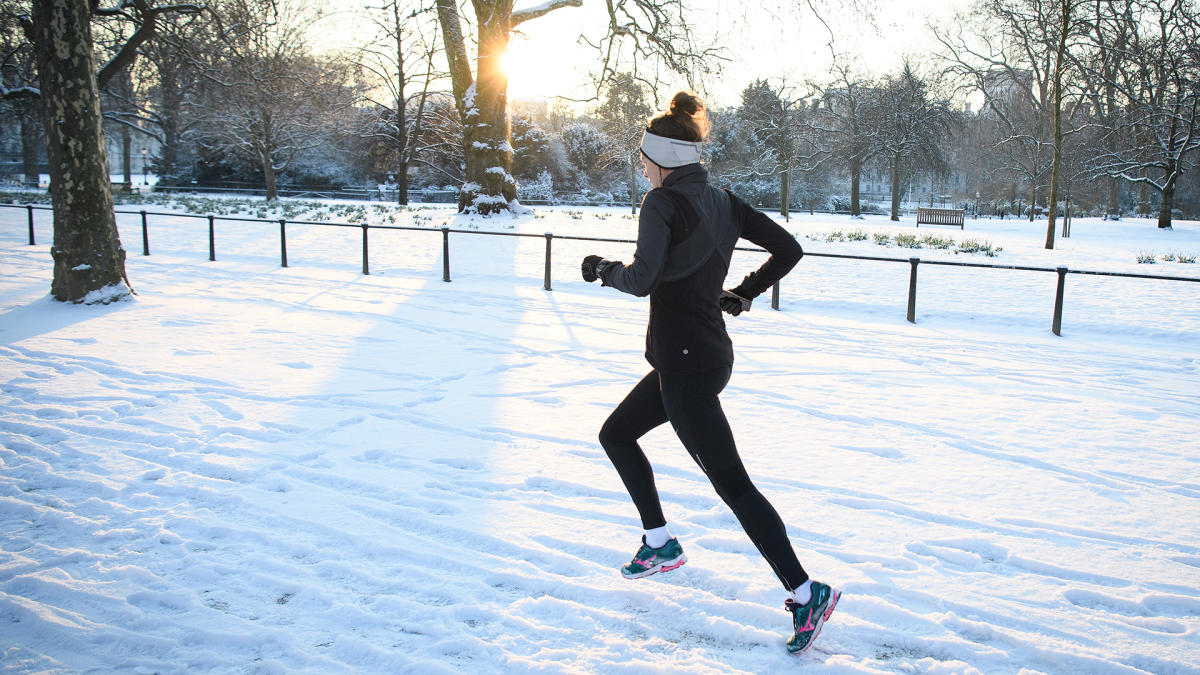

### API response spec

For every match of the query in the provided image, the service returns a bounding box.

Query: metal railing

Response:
[7,202,1198,336]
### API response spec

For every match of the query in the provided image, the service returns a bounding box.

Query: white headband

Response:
[640,131,703,168]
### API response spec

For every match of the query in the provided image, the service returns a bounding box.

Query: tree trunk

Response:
[117,68,134,186]
[1103,82,1120,217]
[397,159,410,205]
[160,110,179,186]
[394,0,410,206]
[122,126,133,186]
[435,0,475,212]
[461,2,516,214]
[157,59,181,186]
[1028,182,1038,221]
[780,168,790,219]
[262,148,278,201]
[849,156,861,216]
[889,155,902,221]
[1045,0,1070,250]
[20,103,41,186]
[32,0,132,304]
[1106,177,1120,217]
[1158,168,1176,230]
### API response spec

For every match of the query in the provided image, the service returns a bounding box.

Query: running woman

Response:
[580,91,839,655]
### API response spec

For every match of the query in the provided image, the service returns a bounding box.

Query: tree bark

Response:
[1158,163,1176,229]
[780,168,790,219]
[32,0,132,304]
[1045,0,1071,250]
[261,146,278,201]
[463,0,516,214]
[435,0,475,212]
[157,56,181,186]
[393,0,410,206]
[121,125,132,186]
[849,156,861,216]
[890,155,902,221]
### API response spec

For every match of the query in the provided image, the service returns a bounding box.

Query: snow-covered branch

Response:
[510,0,583,27]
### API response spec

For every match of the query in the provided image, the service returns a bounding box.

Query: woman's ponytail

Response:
[647,91,710,143]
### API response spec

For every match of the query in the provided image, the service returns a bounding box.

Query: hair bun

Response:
[669,91,704,118]
[646,90,710,144]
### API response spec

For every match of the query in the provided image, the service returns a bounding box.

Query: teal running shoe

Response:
[784,581,840,654]
[620,536,687,579]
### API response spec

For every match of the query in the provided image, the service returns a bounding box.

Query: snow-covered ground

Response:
[2,198,1199,674]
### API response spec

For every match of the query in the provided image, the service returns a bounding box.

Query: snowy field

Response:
[1,197,1199,674]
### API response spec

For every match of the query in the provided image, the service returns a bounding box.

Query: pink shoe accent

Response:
[795,608,816,632]
[659,558,686,572]
[823,589,841,621]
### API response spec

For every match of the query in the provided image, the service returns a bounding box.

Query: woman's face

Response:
[641,154,666,189]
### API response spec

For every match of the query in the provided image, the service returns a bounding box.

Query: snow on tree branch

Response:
[511,0,582,27]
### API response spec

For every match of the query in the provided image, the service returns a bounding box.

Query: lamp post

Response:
[140,148,148,185]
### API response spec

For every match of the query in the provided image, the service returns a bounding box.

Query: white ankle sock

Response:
[644,525,672,549]
[791,580,813,605]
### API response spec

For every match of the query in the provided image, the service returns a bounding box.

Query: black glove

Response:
[582,255,616,283]
[719,289,752,316]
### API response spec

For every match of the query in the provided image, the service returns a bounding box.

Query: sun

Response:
[498,34,587,101]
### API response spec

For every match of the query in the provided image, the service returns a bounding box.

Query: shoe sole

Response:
[789,588,841,655]
[621,554,687,579]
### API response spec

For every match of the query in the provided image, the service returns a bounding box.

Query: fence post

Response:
[361,223,370,275]
[279,218,288,268]
[907,257,920,323]
[27,204,35,245]
[140,210,150,255]
[442,226,451,282]
[544,232,553,291]
[1053,266,1068,336]
[771,281,780,310]
[208,214,216,261]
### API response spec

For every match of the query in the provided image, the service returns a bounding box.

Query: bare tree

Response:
[721,79,827,218]
[113,8,212,187]
[814,61,880,217]
[197,0,353,200]
[1043,0,1090,248]
[1087,0,1200,229]
[936,0,1067,232]
[7,0,201,303]
[1070,0,1137,217]
[596,73,653,214]
[869,60,957,221]
[409,93,466,187]
[355,0,442,204]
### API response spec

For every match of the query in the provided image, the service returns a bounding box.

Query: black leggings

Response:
[598,367,809,591]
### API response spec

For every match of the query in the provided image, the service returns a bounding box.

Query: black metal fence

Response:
[7,203,1198,337]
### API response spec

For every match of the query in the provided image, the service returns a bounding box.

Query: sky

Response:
[317,0,974,111]
[499,0,974,106]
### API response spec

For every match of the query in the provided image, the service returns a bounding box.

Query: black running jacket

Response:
[600,164,803,373]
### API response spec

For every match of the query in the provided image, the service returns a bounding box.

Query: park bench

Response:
[916,207,965,229]
[110,181,133,194]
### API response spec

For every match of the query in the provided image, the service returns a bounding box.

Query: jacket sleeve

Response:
[601,191,674,297]
[727,191,803,299]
